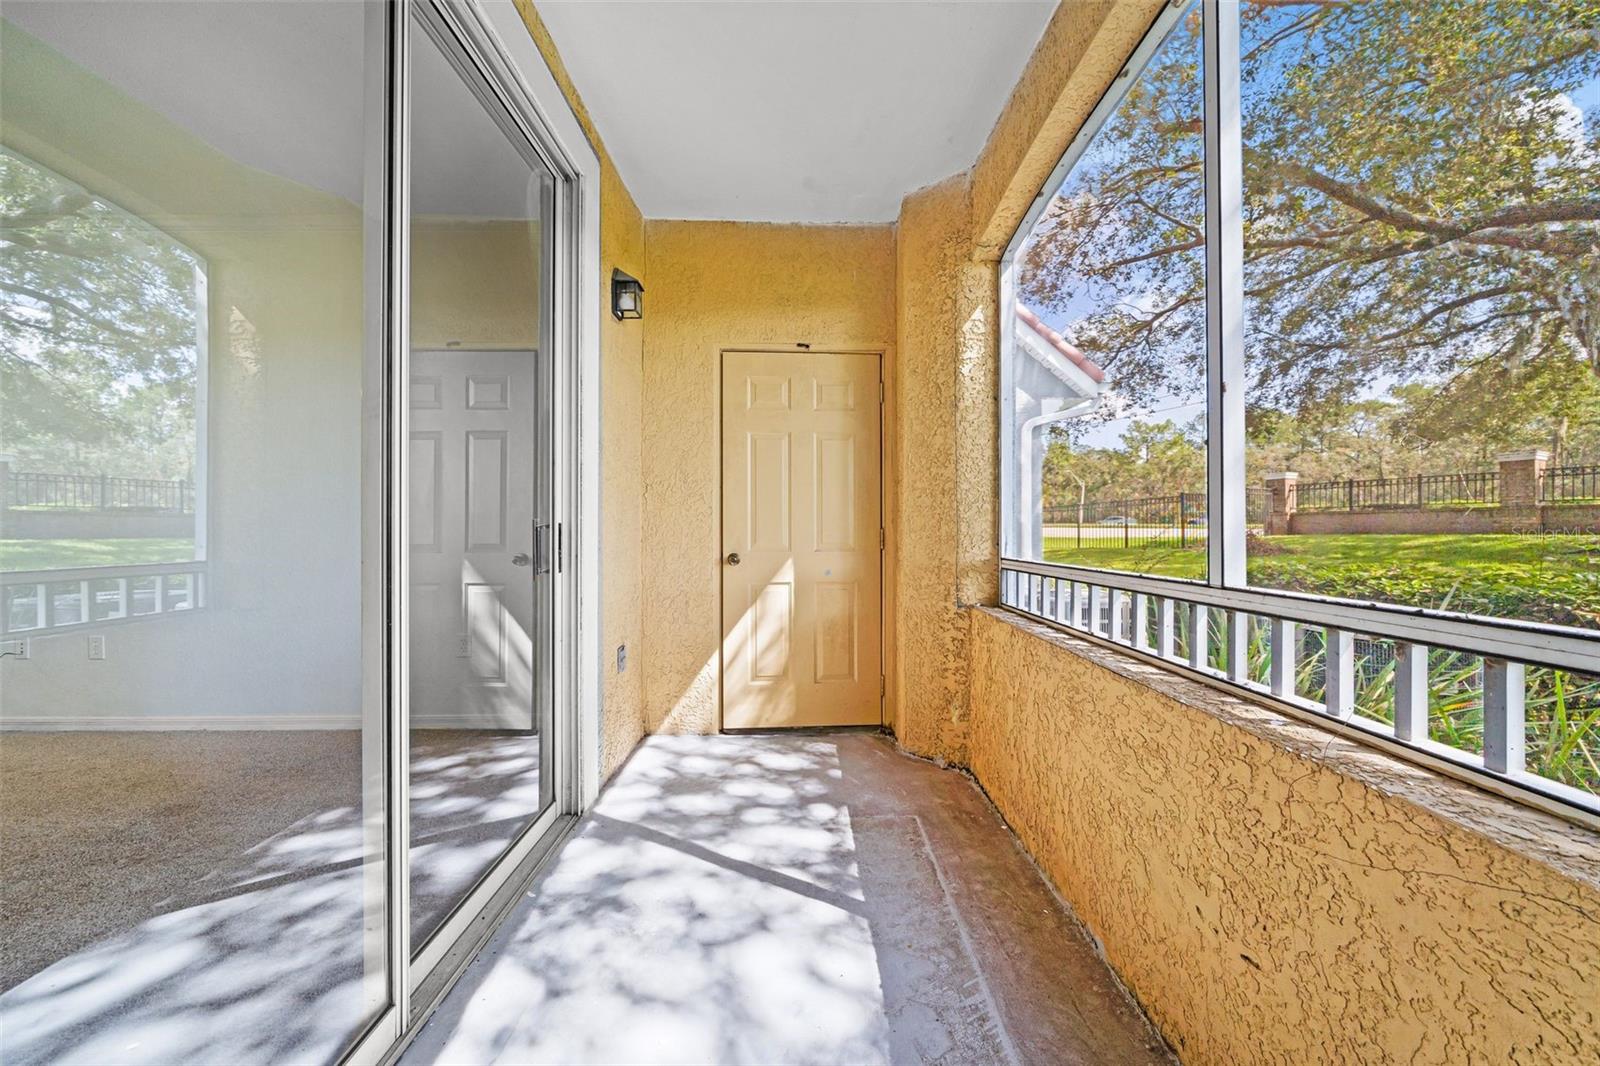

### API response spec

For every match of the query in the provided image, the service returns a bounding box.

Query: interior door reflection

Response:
[407,15,554,949]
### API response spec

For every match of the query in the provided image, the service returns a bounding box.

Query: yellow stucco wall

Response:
[888,1,1157,762]
[891,176,981,759]
[968,608,1600,1063]
[411,219,541,351]
[639,220,896,733]
[511,0,647,779]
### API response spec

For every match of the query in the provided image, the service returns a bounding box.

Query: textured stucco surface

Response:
[411,219,541,350]
[892,176,985,761]
[969,0,1163,260]
[512,0,646,779]
[639,220,896,734]
[887,5,1164,758]
[968,608,1600,1065]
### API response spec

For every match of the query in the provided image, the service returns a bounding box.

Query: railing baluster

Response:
[1227,611,1248,681]
[1156,597,1175,659]
[1133,593,1150,651]
[1324,627,1355,719]
[1188,603,1209,670]
[1269,617,1296,697]
[1394,642,1428,742]
[1483,658,1526,775]
[1110,589,1128,643]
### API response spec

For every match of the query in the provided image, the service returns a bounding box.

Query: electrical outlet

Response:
[616,644,627,673]
[456,635,470,658]
[0,639,28,660]
[87,635,106,660]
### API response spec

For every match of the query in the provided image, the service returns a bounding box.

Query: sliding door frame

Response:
[344,1,604,1062]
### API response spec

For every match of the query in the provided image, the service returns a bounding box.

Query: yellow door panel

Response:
[722,351,882,729]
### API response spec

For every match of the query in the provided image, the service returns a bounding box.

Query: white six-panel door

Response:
[410,349,538,730]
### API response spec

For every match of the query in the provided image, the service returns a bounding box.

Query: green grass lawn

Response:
[0,538,195,571]
[1043,532,1600,630]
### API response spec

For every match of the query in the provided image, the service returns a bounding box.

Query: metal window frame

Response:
[995,0,1600,822]
[343,1,602,1062]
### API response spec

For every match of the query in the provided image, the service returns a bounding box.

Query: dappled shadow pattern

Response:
[402,734,1172,1066]
[0,729,542,1066]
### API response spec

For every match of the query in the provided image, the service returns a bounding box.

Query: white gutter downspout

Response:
[1017,398,1097,560]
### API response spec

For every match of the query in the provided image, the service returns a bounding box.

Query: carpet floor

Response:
[0,728,542,1065]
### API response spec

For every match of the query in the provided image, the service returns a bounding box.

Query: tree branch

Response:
[0,279,145,342]
[1261,157,1600,239]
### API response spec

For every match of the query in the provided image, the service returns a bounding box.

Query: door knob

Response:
[512,553,531,567]
[726,552,741,566]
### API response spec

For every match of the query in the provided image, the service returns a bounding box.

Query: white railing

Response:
[999,559,1600,823]
[1,562,206,635]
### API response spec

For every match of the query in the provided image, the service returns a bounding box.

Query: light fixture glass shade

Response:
[611,268,643,320]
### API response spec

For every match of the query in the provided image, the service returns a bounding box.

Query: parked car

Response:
[1098,515,1134,526]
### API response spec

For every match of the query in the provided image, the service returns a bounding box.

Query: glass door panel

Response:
[406,11,556,952]
[0,3,390,1062]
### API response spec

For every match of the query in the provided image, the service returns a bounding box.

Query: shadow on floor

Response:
[0,729,543,1066]
[402,733,1172,1066]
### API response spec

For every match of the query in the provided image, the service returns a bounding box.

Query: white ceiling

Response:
[5,1,543,219]
[536,0,1056,223]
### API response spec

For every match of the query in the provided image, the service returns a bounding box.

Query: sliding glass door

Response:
[405,6,558,959]
[0,3,580,1063]
[0,3,391,1062]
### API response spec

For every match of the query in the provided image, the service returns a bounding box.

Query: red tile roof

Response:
[1014,303,1105,384]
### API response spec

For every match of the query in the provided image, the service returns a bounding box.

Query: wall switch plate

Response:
[87,635,106,660]
[0,639,28,659]
[617,644,627,673]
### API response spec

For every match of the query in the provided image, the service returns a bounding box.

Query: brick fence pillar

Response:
[1265,472,1297,536]
[1497,449,1549,508]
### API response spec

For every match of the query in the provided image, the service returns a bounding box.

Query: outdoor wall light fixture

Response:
[611,268,643,320]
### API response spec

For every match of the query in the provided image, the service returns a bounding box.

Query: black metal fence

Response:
[1042,489,1267,551]
[1295,471,1499,512]
[6,472,194,513]
[1543,465,1600,504]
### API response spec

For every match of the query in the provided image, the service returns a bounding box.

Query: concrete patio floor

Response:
[402,733,1173,1065]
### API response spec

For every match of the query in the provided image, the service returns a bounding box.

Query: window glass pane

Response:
[1241,0,1600,634]
[407,14,556,952]
[5,585,43,631]
[46,581,82,626]
[0,152,201,571]
[129,574,160,616]
[1004,3,1207,578]
[0,4,389,1062]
